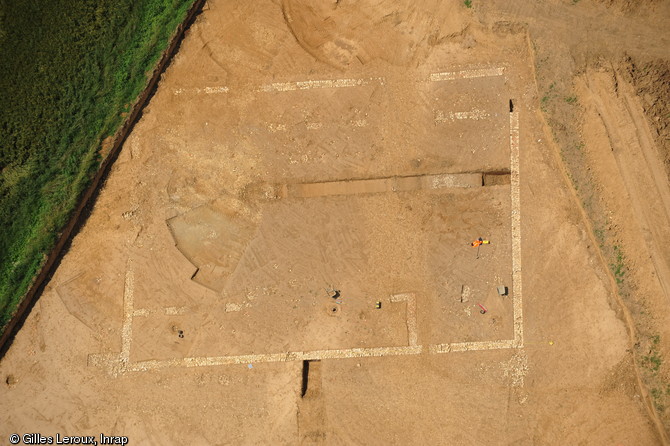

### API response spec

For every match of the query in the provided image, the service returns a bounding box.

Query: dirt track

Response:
[1,0,670,444]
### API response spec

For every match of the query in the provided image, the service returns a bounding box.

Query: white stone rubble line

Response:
[120,262,134,363]
[434,109,490,122]
[267,120,369,133]
[132,306,189,317]
[127,346,424,372]
[430,67,505,82]
[173,86,229,95]
[173,78,383,95]
[510,110,524,348]
[390,293,418,346]
[429,339,516,354]
[170,65,504,97]
[126,338,517,371]
[258,77,386,93]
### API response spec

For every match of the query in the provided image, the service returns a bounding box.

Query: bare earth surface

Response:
[1,0,670,444]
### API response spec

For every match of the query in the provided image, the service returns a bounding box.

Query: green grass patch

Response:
[0,0,195,333]
[593,227,605,245]
[652,387,666,412]
[540,96,550,112]
[609,245,626,284]
[540,83,559,112]
[643,352,663,373]
[642,334,663,374]
[464,0,473,8]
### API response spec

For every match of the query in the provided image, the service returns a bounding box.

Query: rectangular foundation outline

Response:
[89,72,523,376]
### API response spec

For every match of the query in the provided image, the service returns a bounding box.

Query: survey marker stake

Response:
[477,303,488,314]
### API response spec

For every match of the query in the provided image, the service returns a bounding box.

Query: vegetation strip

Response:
[526,33,670,442]
[0,0,206,358]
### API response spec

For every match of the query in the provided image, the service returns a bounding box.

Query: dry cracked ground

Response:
[1,0,670,444]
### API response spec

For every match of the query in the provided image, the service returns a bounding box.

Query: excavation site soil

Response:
[2,0,670,444]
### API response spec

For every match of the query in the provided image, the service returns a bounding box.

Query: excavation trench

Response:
[285,171,512,199]
[301,359,322,398]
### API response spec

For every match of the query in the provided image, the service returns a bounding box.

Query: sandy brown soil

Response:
[478,0,670,435]
[1,0,670,444]
[621,58,670,180]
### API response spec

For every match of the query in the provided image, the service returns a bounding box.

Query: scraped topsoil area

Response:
[1,0,670,444]
[621,58,670,179]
